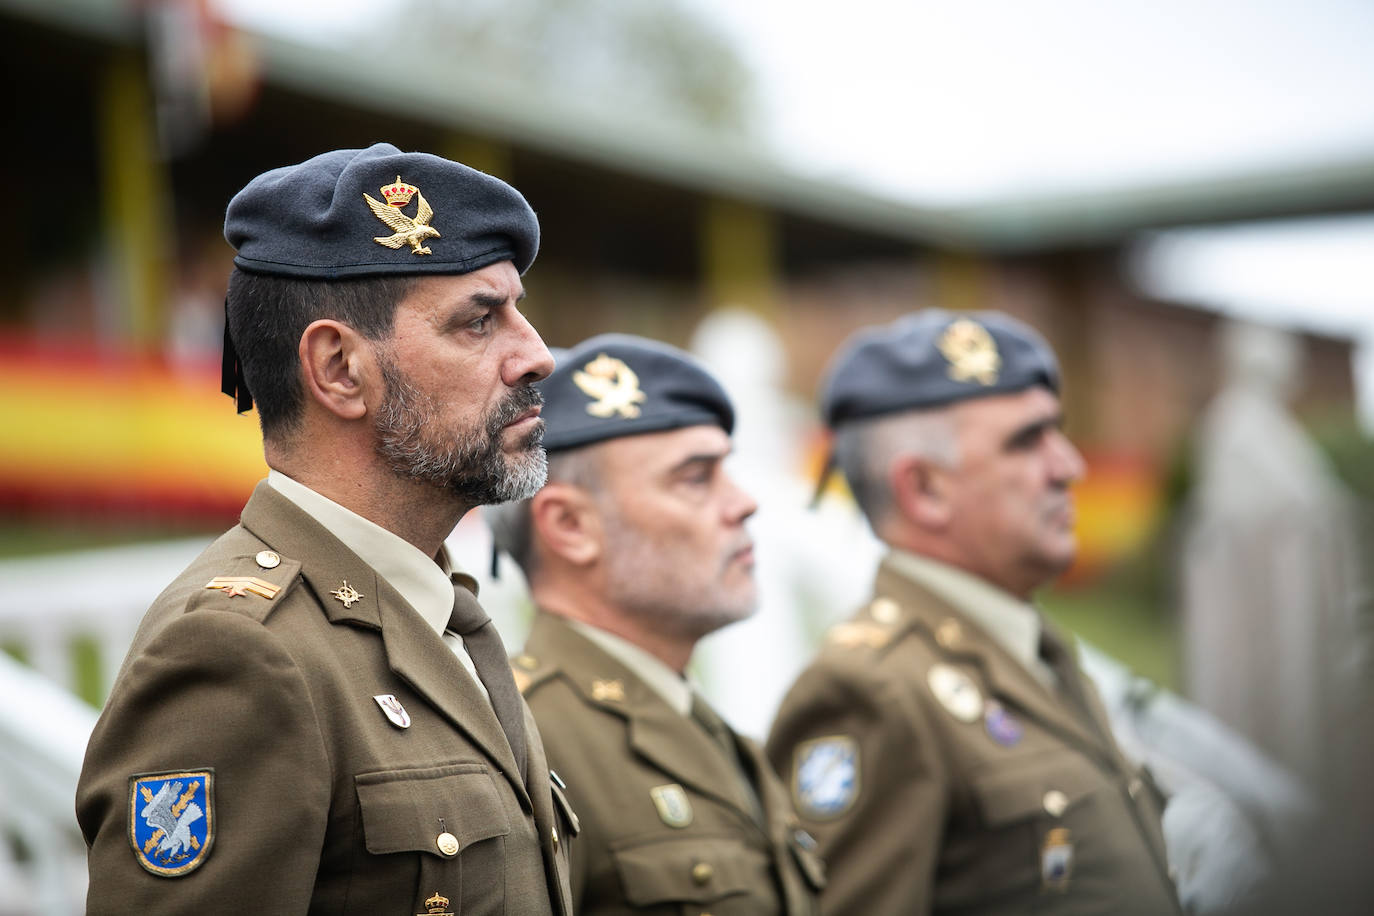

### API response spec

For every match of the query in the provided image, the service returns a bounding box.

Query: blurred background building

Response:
[1,0,1371,911]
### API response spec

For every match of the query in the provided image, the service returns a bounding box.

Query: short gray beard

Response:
[373,354,547,506]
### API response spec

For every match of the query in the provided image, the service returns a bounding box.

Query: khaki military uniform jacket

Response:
[77,482,577,915]
[766,557,1181,916]
[515,613,825,916]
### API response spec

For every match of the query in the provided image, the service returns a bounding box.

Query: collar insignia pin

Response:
[332,581,363,608]
[590,678,625,702]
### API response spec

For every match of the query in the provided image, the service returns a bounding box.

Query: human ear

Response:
[891,454,953,530]
[299,320,368,421]
[531,484,603,567]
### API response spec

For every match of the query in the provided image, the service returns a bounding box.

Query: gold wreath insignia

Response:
[573,354,647,419]
[937,319,1001,386]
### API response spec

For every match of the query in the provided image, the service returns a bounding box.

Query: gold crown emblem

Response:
[424,891,450,911]
[381,175,418,208]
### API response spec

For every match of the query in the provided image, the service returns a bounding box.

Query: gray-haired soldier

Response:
[768,310,1181,915]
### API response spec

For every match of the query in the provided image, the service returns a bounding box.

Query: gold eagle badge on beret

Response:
[363,175,441,255]
[937,318,1001,385]
[573,353,647,419]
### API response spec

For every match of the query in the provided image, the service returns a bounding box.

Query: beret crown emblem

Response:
[363,175,441,255]
[573,353,647,419]
[937,318,1001,386]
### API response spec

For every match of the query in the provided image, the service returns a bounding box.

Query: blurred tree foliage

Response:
[384,0,758,133]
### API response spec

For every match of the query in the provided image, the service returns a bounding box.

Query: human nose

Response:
[503,309,554,386]
[1049,431,1086,484]
[724,473,758,525]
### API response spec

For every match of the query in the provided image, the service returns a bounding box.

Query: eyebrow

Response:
[439,288,527,330]
[668,448,731,475]
[1002,413,1063,450]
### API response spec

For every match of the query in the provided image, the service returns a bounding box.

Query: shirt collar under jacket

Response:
[267,470,458,638]
[886,548,1055,688]
[565,618,695,717]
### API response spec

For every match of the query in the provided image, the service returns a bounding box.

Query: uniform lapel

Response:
[525,615,760,825]
[239,482,529,803]
[875,560,1113,764]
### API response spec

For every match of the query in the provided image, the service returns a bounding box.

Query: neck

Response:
[270,445,470,559]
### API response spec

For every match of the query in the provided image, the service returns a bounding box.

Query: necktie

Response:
[450,584,528,778]
[691,693,765,824]
[1038,627,1107,741]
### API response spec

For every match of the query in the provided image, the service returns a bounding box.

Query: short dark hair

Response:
[225,268,417,440]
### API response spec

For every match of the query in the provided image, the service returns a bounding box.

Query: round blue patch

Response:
[793,736,859,820]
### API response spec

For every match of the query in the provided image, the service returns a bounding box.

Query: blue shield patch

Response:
[129,770,214,877]
[793,736,859,820]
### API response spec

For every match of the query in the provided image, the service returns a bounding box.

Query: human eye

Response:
[468,311,492,335]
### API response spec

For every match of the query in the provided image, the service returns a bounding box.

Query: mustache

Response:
[487,386,543,435]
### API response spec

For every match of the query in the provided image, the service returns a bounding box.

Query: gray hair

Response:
[486,447,604,580]
[833,408,960,527]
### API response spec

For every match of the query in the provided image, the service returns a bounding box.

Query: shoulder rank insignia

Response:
[937,318,1001,385]
[573,353,647,419]
[928,663,983,723]
[792,735,859,820]
[649,783,693,828]
[826,622,891,650]
[364,175,441,255]
[129,770,214,877]
[204,576,280,600]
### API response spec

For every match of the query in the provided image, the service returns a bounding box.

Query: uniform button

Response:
[1042,789,1069,817]
[1128,778,1143,800]
[869,598,900,624]
[551,827,559,852]
[935,619,962,648]
[255,550,281,569]
[436,832,460,856]
[691,862,714,885]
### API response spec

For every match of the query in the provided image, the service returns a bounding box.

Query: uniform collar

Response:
[267,470,459,637]
[564,619,694,717]
[885,548,1051,686]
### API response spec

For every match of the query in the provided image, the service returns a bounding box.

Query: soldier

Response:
[76,144,577,915]
[487,334,825,915]
[767,310,1181,915]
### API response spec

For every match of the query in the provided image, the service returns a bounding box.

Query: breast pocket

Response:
[354,762,511,914]
[967,750,1106,896]
[610,834,776,916]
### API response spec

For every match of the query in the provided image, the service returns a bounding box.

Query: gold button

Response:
[255,550,281,569]
[869,597,900,624]
[436,832,460,856]
[1128,778,1143,800]
[935,619,962,648]
[551,827,559,852]
[691,861,714,885]
[1042,789,1069,817]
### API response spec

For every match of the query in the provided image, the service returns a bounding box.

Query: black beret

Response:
[821,309,1060,427]
[538,334,734,452]
[224,143,539,278]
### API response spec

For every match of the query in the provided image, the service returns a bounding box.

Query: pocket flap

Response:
[611,835,754,906]
[968,752,1101,826]
[355,762,510,856]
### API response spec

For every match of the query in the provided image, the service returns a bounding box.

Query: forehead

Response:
[394,261,522,319]
[599,424,731,471]
[953,386,1062,439]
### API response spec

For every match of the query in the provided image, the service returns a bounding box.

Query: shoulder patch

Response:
[792,736,860,820]
[129,770,215,877]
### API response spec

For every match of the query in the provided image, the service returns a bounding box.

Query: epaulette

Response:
[823,596,907,652]
[183,549,301,624]
[509,652,557,696]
